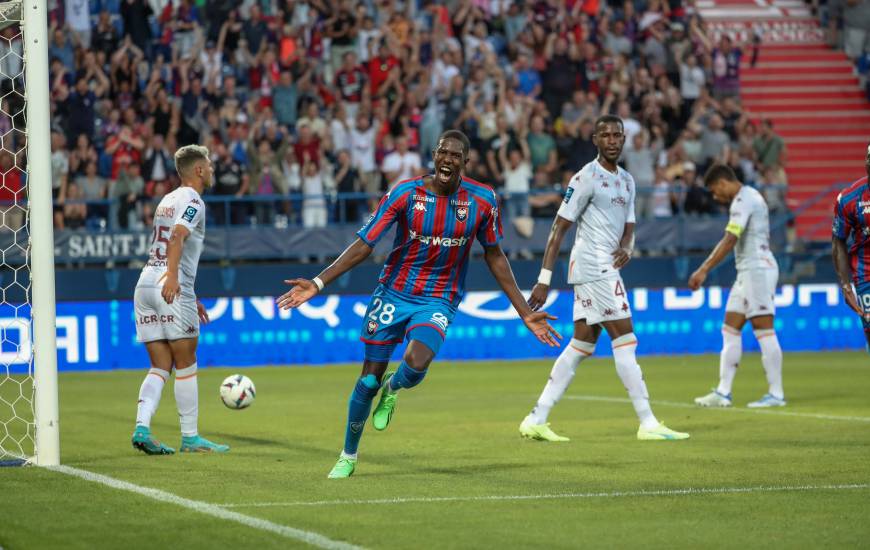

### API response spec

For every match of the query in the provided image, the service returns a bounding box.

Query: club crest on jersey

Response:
[455,206,467,221]
[182,206,198,222]
[563,187,574,204]
[366,320,378,335]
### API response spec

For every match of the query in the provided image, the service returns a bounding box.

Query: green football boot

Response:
[372,372,398,431]
[327,455,357,479]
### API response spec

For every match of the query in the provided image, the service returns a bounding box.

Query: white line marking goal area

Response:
[219,483,870,509]
[564,395,870,423]
[48,465,363,550]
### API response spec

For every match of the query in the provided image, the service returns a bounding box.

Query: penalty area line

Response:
[564,394,870,423]
[47,465,364,550]
[219,483,870,508]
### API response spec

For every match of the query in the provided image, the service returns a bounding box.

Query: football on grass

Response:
[220,374,256,409]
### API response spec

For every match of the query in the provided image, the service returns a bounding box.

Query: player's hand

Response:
[522,311,562,347]
[197,301,210,325]
[688,268,707,291]
[528,283,550,311]
[841,284,865,317]
[612,247,632,269]
[161,272,180,304]
[276,278,319,309]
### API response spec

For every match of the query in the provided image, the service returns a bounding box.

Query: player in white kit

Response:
[520,115,689,442]
[691,165,784,408]
[131,145,229,454]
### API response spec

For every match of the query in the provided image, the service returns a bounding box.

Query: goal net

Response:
[0,0,59,466]
[0,1,31,465]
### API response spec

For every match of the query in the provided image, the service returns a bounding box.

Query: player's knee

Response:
[403,345,434,371]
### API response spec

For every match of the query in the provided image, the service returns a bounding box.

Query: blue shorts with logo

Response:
[360,284,457,362]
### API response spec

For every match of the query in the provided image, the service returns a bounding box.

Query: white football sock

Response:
[136,367,169,428]
[175,364,199,437]
[754,329,784,399]
[717,326,742,396]
[527,339,595,425]
[611,334,659,430]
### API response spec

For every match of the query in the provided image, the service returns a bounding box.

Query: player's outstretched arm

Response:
[483,244,562,347]
[688,232,737,290]
[528,216,573,310]
[277,238,373,309]
[832,236,863,317]
[161,224,190,304]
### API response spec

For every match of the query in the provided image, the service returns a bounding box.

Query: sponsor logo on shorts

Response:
[182,206,198,222]
[603,308,615,316]
[137,314,175,325]
[366,320,378,335]
[455,206,467,221]
[185,326,196,334]
[430,312,449,331]
[621,302,629,312]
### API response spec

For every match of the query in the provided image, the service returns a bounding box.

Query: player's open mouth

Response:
[438,167,453,179]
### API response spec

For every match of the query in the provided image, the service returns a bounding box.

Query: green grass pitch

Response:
[2,351,869,549]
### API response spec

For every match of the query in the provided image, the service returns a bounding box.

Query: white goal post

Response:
[24,0,59,466]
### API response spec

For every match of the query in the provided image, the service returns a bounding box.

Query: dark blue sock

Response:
[389,361,428,391]
[343,374,380,455]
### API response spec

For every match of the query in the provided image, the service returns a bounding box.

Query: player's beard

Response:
[600,149,621,167]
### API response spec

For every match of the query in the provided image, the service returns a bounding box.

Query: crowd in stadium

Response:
[0,0,794,232]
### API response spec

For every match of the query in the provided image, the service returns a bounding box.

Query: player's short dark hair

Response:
[703,164,738,187]
[594,114,624,133]
[438,130,470,156]
[174,144,210,178]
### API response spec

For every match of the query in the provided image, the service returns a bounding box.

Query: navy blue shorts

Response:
[360,285,456,361]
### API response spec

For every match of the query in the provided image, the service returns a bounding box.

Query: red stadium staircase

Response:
[701,0,870,241]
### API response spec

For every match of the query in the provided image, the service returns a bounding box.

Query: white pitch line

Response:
[219,483,870,509]
[48,465,363,550]
[564,395,870,423]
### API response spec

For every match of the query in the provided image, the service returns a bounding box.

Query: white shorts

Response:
[134,286,200,343]
[725,268,778,318]
[573,275,632,325]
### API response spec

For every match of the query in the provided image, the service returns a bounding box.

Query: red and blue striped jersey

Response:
[357,177,503,305]
[833,177,870,284]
